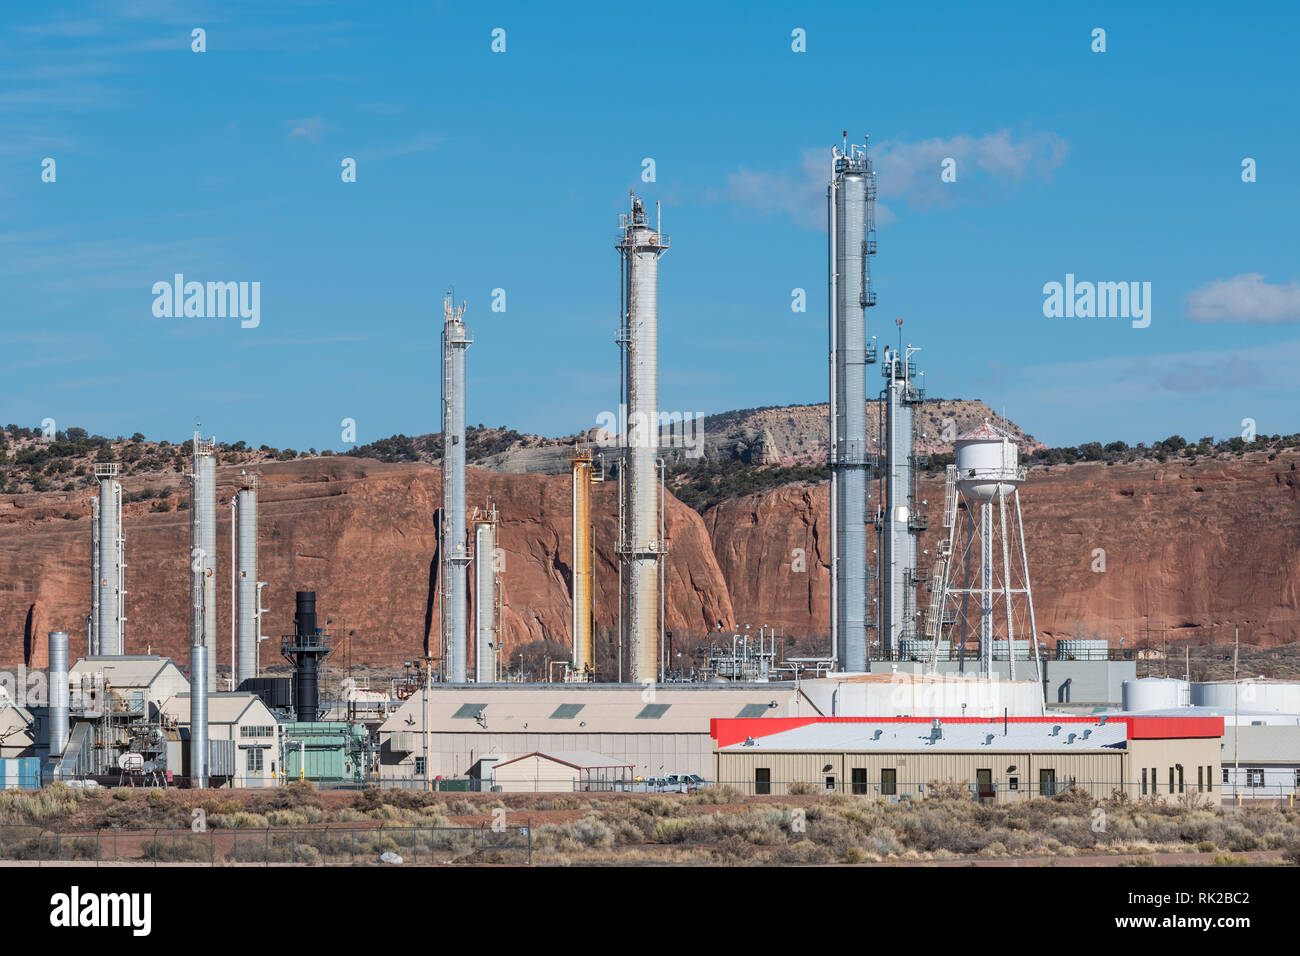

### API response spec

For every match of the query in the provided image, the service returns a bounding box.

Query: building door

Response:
[976,769,995,804]
[754,767,770,795]
[1040,768,1057,798]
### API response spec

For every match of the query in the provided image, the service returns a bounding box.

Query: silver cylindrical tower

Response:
[94,464,123,656]
[472,505,498,683]
[441,294,472,683]
[90,495,100,655]
[48,631,69,756]
[193,433,218,692]
[617,194,669,684]
[190,642,208,787]
[880,345,923,654]
[829,138,877,672]
[236,476,258,685]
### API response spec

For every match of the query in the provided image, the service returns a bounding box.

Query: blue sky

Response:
[2,1,1298,451]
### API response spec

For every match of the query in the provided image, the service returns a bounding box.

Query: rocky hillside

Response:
[2,444,1298,672]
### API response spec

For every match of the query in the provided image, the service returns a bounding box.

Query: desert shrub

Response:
[1210,852,1248,866]
[688,784,742,805]
[1197,840,1217,853]
[926,779,971,801]
[772,839,831,865]
[1222,825,1261,852]
[844,846,865,864]
[1283,841,1300,866]
[449,799,478,815]
[534,815,614,851]
[1122,855,1157,866]
[267,809,309,826]
[787,781,819,795]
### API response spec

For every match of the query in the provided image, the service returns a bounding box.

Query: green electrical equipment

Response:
[280,722,371,783]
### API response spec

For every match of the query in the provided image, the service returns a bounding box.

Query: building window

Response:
[1008,776,1019,792]
[1197,765,1203,793]
[415,756,426,777]
[241,725,274,738]
[851,768,868,795]
[1151,768,1158,794]
[1207,766,1214,792]
[246,748,263,773]
[755,768,771,795]
[1040,769,1057,798]
[1222,768,1229,785]
[1141,767,1147,795]
[825,776,837,792]
[1246,769,1264,788]
[881,769,897,796]
[1178,766,1185,794]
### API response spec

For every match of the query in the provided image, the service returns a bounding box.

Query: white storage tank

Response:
[1191,679,1300,715]
[1057,639,1110,661]
[954,422,1022,501]
[1122,677,1190,712]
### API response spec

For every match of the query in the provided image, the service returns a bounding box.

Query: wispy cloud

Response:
[720,130,1068,229]
[286,116,328,143]
[1186,273,1300,324]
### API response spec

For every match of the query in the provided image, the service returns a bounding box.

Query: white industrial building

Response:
[1220,726,1300,799]
[68,655,190,719]
[377,674,1050,785]
[161,692,280,788]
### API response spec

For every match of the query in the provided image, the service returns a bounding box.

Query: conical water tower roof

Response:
[955,420,1015,443]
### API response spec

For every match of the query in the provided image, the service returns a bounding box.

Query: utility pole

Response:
[1233,626,1240,806]
[423,655,432,793]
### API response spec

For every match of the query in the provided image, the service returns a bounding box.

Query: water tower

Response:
[932,421,1041,682]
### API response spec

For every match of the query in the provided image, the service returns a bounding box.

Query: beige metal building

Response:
[489,751,633,792]
[712,716,1223,804]
[378,683,809,783]
[161,692,280,788]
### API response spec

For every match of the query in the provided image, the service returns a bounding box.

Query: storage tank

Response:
[1057,638,1110,661]
[1122,677,1190,712]
[1191,679,1300,715]
[954,422,1021,501]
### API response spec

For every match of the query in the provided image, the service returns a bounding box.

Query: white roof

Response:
[69,655,185,690]
[161,692,273,726]
[380,684,803,735]
[720,721,1128,753]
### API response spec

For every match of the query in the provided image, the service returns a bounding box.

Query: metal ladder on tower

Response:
[922,466,960,669]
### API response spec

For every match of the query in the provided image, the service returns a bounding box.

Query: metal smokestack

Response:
[617,194,669,684]
[880,345,923,655]
[48,631,69,756]
[94,463,124,655]
[472,504,499,683]
[284,590,331,722]
[236,475,259,684]
[570,451,594,680]
[828,136,878,673]
[441,293,472,683]
[90,495,100,655]
[192,432,217,691]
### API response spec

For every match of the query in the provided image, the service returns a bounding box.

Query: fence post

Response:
[172,828,177,863]
[152,827,159,867]
[528,817,532,866]
[210,828,215,866]
[291,827,296,864]
[56,826,61,861]
[351,827,356,866]
[114,828,117,863]
[264,827,269,866]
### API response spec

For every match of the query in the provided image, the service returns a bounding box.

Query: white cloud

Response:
[722,130,1067,229]
[1186,273,1300,324]
[287,116,328,143]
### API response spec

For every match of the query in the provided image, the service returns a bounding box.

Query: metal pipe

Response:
[90,496,100,656]
[236,479,258,685]
[826,173,838,666]
[1000,491,1016,682]
[193,433,217,691]
[95,465,123,655]
[473,506,498,682]
[570,453,593,677]
[48,631,69,756]
[1016,489,1043,690]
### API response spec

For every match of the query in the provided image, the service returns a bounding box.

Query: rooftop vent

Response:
[985,734,995,746]
[1051,724,1062,736]
[1082,729,1092,740]
[1067,733,1077,744]
[872,729,883,741]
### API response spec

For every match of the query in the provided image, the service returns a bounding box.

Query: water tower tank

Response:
[1122,677,1190,712]
[954,422,1022,500]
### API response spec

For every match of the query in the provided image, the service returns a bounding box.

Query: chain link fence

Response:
[0,823,531,866]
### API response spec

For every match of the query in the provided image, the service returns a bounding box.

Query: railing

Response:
[0,823,531,866]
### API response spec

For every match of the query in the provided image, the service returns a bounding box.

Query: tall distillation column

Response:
[472,503,499,683]
[570,450,594,680]
[94,463,125,655]
[441,293,472,683]
[235,474,259,685]
[879,344,925,654]
[192,432,217,691]
[828,137,878,672]
[616,195,669,684]
[90,495,100,655]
